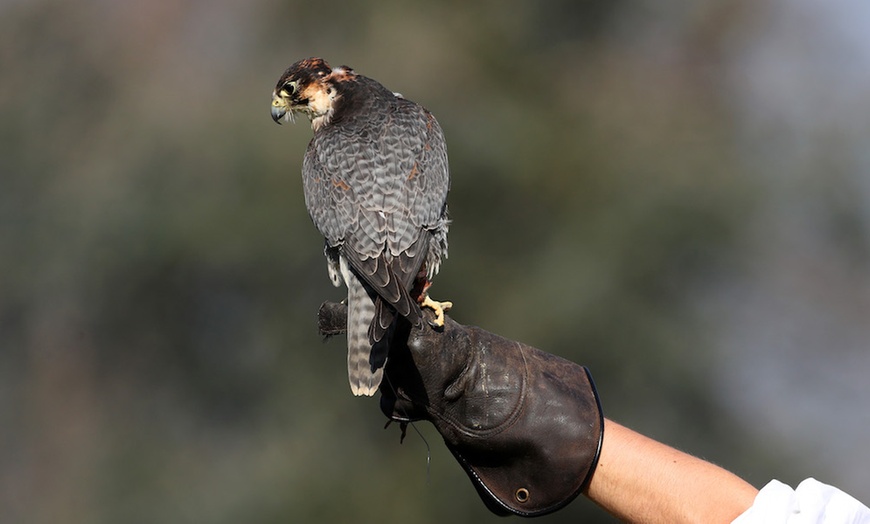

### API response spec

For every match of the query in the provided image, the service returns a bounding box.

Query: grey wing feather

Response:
[303,96,449,310]
[393,100,450,279]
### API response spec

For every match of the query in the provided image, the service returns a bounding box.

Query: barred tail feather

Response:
[345,269,384,396]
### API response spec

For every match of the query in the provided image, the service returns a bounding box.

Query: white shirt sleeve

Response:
[732,478,870,524]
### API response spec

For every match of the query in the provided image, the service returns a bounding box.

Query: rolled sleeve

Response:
[732,478,870,524]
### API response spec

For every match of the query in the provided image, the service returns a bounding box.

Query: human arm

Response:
[585,419,758,523]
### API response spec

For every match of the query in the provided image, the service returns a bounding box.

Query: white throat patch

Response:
[305,85,337,131]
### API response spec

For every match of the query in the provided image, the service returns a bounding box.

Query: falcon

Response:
[271,57,451,396]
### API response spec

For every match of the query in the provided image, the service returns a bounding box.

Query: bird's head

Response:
[271,57,354,131]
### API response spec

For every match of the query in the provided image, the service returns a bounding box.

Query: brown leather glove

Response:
[317,301,604,518]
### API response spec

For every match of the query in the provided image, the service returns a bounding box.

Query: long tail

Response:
[345,270,387,396]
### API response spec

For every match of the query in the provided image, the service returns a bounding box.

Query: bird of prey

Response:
[271,57,451,396]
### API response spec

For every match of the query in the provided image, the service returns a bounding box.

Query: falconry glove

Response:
[317,301,604,518]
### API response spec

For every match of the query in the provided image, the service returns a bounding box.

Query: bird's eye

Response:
[283,81,298,96]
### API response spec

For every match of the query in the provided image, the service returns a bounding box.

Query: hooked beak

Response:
[271,93,289,124]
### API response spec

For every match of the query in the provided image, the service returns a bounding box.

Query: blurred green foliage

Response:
[2,0,868,523]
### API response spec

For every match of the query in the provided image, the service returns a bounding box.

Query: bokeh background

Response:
[2,0,869,522]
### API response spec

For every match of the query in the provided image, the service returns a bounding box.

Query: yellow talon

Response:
[420,295,453,327]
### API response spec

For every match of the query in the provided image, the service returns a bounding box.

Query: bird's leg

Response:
[415,278,452,327]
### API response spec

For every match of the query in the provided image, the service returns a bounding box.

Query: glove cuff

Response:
[434,327,604,517]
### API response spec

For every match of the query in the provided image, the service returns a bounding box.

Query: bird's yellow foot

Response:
[420,295,452,327]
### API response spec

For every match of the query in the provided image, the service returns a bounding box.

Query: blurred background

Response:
[2,0,869,522]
